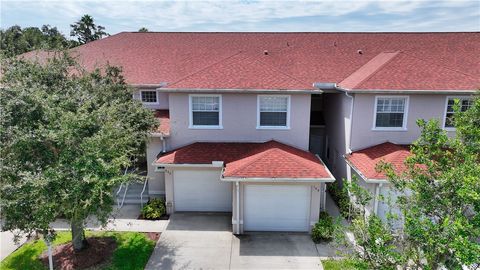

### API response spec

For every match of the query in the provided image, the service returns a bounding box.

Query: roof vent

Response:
[357,49,363,55]
[263,50,269,55]
[333,41,337,47]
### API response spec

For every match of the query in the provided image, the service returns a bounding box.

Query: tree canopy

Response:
[338,95,480,269]
[0,52,157,251]
[70,15,109,44]
[0,25,73,56]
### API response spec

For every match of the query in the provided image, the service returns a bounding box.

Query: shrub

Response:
[140,198,166,220]
[312,211,334,243]
[327,183,352,219]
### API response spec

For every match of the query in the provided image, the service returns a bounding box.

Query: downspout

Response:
[236,181,240,234]
[344,91,355,187]
[161,136,166,153]
[373,183,382,215]
[345,92,354,154]
[322,183,327,210]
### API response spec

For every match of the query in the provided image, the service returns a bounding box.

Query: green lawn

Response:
[0,231,156,270]
[322,259,368,270]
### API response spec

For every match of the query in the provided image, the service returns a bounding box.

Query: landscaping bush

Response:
[140,198,166,220]
[327,183,352,219]
[312,211,334,243]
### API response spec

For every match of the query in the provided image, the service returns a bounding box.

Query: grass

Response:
[0,231,156,270]
[322,259,369,270]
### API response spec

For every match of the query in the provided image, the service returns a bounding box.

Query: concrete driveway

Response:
[145,212,323,270]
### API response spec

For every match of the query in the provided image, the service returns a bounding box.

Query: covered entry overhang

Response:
[154,140,335,233]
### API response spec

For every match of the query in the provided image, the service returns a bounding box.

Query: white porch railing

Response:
[140,176,149,207]
[116,168,129,208]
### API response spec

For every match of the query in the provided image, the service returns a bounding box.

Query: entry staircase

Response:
[114,168,149,207]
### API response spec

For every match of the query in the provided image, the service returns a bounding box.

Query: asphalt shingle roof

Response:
[21,32,480,91]
[156,140,333,179]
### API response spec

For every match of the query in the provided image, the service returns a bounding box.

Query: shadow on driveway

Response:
[236,232,317,257]
[165,212,232,231]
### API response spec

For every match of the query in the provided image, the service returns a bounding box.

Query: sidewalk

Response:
[50,205,169,233]
[0,230,27,261]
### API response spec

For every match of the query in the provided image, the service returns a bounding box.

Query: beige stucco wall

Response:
[350,94,461,150]
[146,137,166,196]
[231,182,322,234]
[323,93,353,185]
[167,93,311,150]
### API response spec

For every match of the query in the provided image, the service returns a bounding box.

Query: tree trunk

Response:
[71,218,88,252]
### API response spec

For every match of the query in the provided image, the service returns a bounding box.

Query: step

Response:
[121,198,149,205]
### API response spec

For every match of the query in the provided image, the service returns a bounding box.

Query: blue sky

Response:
[2,0,479,37]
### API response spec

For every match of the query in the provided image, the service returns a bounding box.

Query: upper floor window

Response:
[373,96,408,130]
[141,90,158,103]
[444,97,472,129]
[257,95,290,129]
[189,95,222,129]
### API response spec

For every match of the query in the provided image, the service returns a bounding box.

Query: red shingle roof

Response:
[21,32,480,91]
[154,110,170,136]
[156,140,333,179]
[345,142,411,181]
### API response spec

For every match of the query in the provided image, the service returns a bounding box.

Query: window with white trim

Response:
[374,96,408,129]
[258,95,290,128]
[444,97,472,128]
[190,95,221,127]
[140,90,158,103]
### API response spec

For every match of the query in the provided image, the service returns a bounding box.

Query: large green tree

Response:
[338,95,480,269]
[0,25,72,56]
[0,52,157,251]
[70,15,109,44]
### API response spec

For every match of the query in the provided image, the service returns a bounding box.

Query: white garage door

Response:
[173,169,232,212]
[244,185,311,232]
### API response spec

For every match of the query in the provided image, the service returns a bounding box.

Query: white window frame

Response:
[256,95,291,130]
[188,94,223,129]
[442,96,472,131]
[372,95,409,131]
[140,90,159,104]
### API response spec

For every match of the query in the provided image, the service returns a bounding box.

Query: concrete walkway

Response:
[145,213,325,270]
[316,192,350,259]
[50,205,169,232]
[0,230,27,261]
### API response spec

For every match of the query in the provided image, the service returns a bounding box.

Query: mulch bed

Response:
[137,214,170,220]
[39,237,117,270]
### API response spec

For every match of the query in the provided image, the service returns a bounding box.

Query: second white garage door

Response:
[173,169,232,212]
[244,185,311,232]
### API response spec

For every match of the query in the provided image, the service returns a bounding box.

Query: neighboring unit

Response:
[22,32,480,231]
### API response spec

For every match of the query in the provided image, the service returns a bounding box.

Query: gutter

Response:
[156,88,323,94]
[221,177,335,183]
[131,82,168,89]
[334,88,477,95]
[312,82,478,95]
[153,161,224,169]
[220,155,335,183]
